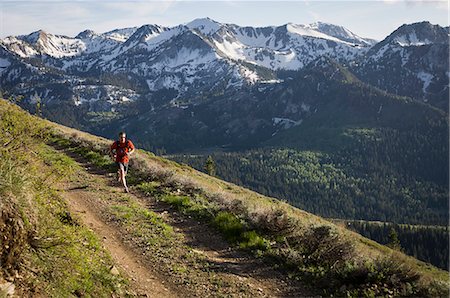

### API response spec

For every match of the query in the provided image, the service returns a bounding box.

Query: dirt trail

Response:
[55,145,313,297]
[62,187,176,298]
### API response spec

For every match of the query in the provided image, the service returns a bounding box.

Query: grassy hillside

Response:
[0,99,449,297]
[0,100,130,296]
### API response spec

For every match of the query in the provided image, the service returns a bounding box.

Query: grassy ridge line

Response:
[0,100,131,297]
[47,117,449,296]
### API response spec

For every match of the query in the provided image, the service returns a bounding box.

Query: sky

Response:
[0,1,448,41]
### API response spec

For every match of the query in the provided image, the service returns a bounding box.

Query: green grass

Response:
[0,98,131,296]
[239,231,271,251]
[26,146,130,296]
[28,190,129,296]
[20,176,128,296]
[110,202,175,240]
[136,181,161,195]
[138,182,271,253]
[37,144,79,179]
[213,211,244,242]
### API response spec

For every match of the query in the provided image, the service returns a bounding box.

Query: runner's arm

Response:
[127,141,135,156]
[109,142,117,159]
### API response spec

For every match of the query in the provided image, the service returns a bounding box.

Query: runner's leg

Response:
[119,163,129,192]
[116,162,121,182]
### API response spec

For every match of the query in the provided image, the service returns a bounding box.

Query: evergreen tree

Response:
[204,155,216,176]
[388,227,401,250]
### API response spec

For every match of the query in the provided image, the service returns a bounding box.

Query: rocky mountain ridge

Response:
[0,19,447,151]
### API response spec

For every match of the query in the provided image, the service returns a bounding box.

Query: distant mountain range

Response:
[0,19,448,152]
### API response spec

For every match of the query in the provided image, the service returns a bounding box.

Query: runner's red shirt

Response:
[111,140,135,163]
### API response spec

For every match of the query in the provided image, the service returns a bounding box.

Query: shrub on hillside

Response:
[333,255,432,297]
[249,207,296,235]
[213,211,244,242]
[209,191,247,215]
[290,225,355,268]
[131,158,174,183]
[0,197,29,277]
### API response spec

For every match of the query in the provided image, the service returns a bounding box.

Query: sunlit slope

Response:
[1,98,448,297]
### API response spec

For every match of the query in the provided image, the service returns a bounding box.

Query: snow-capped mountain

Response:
[1,17,373,81]
[191,18,373,70]
[0,19,447,130]
[0,18,380,113]
[353,21,449,109]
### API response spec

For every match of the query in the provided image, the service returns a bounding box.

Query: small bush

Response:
[57,211,79,226]
[249,207,296,235]
[132,159,174,184]
[174,176,200,195]
[0,197,29,276]
[332,256,424,297]
[162,195,192,209]
[293,225,354,268]
[213,212,244,242]
[209,191,246,215]
[240,231,270,251]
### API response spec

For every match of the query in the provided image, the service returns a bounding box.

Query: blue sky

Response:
[0,1,448,40]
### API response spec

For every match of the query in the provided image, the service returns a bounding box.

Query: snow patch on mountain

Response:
[273,117,303,129]
[417,71,434,93]
[393,30,432,47]
[1,37,40,57]
[287,23,346,44]
[239,66,259,83]
[260,79,283,84]
[147,75,182,91]
[73,85,139,107]
[143,26,185,51]
[0,58,11,74]
[301,103,310,112]
[33,32,86,58]
[308,21,375,46]
[213,36,246,60]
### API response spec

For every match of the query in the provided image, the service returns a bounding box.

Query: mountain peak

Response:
[382,21,447,47]
[76,29,97,39]
[186,17,222,35]
[124,24,165,44]
[21,30,48,44]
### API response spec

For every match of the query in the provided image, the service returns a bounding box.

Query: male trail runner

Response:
[109,131,135,193]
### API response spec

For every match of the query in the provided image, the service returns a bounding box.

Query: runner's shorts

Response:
[117,162,129,174]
